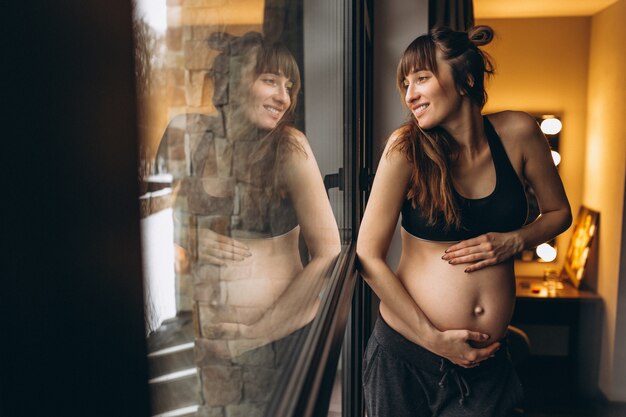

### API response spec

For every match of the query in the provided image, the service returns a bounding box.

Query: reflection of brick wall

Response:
[161,16,262,314]
[158,112,232,314]
[139,192,173,218]
[164,7,260,121]
[159,19,289,413]
[194,324,305,417]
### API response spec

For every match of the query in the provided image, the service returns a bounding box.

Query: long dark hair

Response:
[231,34,305,191]
[391,25,495,229]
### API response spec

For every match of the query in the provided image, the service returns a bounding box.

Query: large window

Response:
[3,1,368,416]
[133,1,359,416]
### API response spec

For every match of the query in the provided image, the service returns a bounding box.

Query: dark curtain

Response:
[429,0,475,31]
[3,1,150,416]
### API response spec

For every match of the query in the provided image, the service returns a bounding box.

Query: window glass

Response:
[133,1,350,415]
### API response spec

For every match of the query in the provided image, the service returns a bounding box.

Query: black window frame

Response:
[267,0,374,415]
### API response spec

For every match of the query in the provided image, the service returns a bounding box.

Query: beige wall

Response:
[480,3,626,401]
[477,17,591,276]
[585,0,626,401]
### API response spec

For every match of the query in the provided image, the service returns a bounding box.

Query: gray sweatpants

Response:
[363,317,524,417]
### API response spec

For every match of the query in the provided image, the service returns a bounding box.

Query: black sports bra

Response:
[401,117,528,242]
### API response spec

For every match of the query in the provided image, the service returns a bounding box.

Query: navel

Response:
[473,305,485,316]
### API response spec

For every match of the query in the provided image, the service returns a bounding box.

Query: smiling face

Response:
[245,72,293,131]
[403,50,463,130]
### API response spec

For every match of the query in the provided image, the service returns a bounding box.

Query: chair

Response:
[507,325,531,368]
[507,325,531,416]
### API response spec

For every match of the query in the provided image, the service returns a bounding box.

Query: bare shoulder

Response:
[386,128,405,148]
[486,110,542,142]
[486,110,553,172]
[284,125,308,144]
[368,128,413,191]
[382,127,413,165]
[279,127,323,191]
[283,126,313,159]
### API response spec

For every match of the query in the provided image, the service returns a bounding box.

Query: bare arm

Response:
[517,113,572,246]
[444,112,572,271]
[357,133,498,367]
[224,131,341,345]
[285,131,342,261]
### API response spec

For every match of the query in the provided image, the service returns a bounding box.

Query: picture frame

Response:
[561,206,600,288]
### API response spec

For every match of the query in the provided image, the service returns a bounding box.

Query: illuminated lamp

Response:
[540,117,562,135]
[551,150,561,166]
[536,243,557,262]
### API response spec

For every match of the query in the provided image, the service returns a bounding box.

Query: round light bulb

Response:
[536,243,557,262]
[551,150,561,166]
[541,118,562,135]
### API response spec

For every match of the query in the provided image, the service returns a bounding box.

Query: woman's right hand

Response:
[197,228,251,266]
[432,329,501,368]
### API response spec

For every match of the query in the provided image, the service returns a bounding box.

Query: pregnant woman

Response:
[156,32,340,414]
[357,26,571,416]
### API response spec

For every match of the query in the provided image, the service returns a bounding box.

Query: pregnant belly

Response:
[382,229,517,347]
[194,226,304,325]
[194,227,316,357]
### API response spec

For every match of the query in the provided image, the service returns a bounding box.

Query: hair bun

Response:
[467,25,494,46]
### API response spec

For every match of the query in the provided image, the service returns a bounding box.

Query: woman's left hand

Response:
[197,228,251,266]
[442,232,523,272]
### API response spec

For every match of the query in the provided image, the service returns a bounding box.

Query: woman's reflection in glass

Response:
[157,32,340,413]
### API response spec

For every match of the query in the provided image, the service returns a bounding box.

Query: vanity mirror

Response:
[516,113,562,262]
